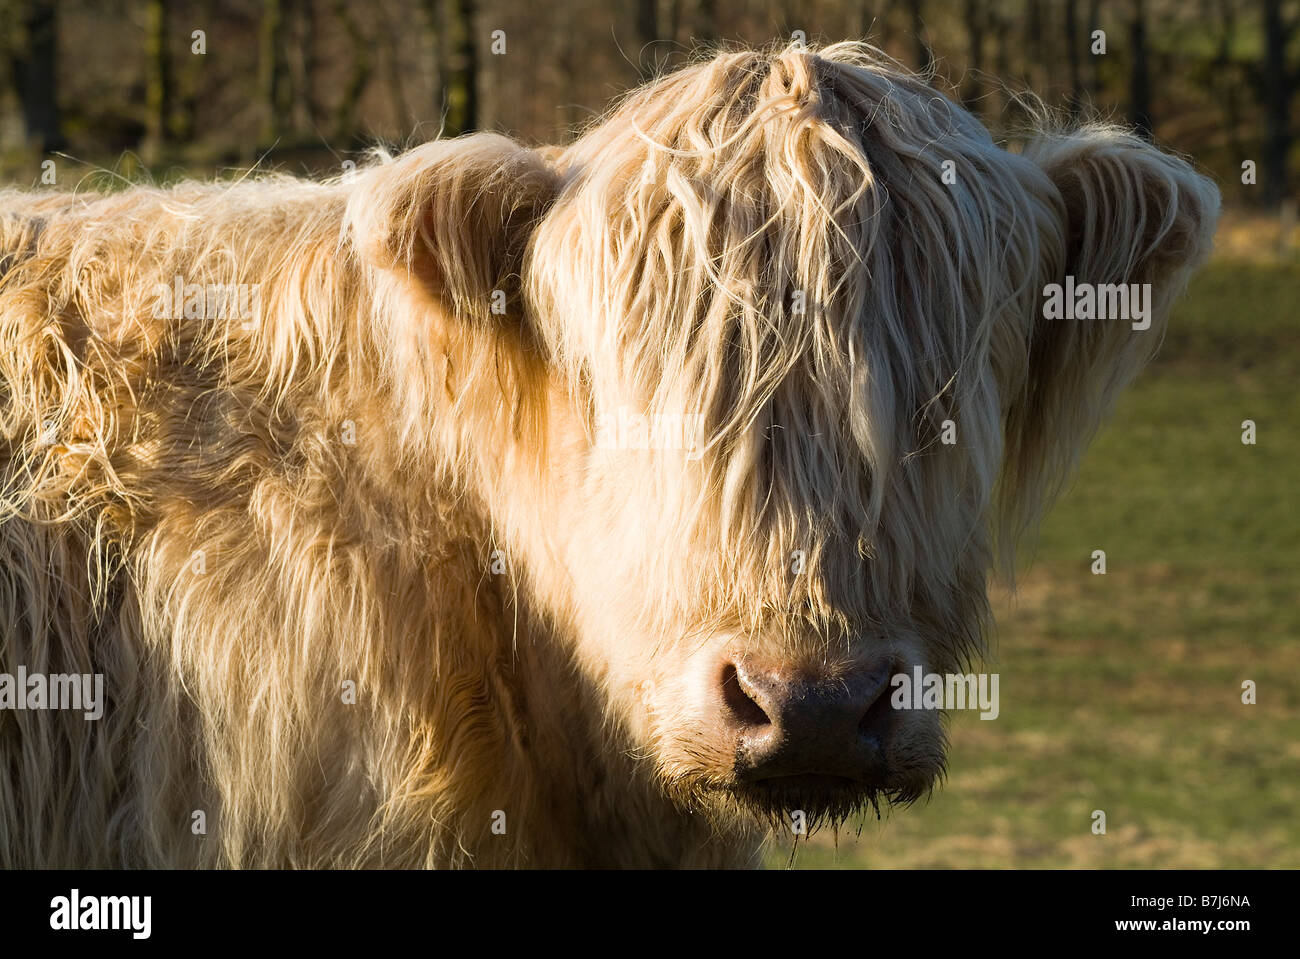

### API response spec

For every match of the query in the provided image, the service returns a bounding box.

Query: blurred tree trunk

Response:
[1027,0,1045,91]
[1065,0,1083,116]
[1127,0,1152,137]
[259,0,292,143]
[444,0,477,136]
[988,1,1013,123]
[962,0,985,113]
[287,0,321,132]
[144,0,172,161]
[1028,0,1067,97]
[670,0,691,43]
[1088,0,1103,100]
[379,0,411,133]
[853,1,877,39]
[868,1,896,49]
[776,0,803,34]
[666,0,682,44]
[1208,0,1245,172]
[421,0,445,128]
[636,0,659,78]
[332,0,373,142]
[553,15,581,141]
[906,0,935,76]
[10,0,64,153]
[697,0,717,44]
[1262,0,1296,205]
[174,0,213,143]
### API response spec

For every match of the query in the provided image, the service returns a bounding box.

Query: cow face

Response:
[359,43,1218,831]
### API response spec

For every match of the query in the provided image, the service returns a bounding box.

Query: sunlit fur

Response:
[0,42,1218,867]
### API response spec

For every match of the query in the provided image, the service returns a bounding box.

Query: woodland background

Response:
[0,0,1297,216]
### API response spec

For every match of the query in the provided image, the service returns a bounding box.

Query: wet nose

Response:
[718,655,896,783]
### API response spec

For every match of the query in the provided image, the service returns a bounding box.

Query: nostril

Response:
[858,668,896,747]
[720,662,770,729]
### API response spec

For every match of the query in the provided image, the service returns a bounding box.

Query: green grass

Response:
[783,259,1300,868]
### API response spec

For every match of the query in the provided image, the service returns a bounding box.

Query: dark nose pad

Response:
[719,656,896,782]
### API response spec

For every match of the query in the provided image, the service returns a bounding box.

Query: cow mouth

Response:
[748,773,863,790]
[657,727,945,830]
[659,768,931,832]
[724,772,908,826]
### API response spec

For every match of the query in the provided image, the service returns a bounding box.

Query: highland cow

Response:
[0,43,1218,867]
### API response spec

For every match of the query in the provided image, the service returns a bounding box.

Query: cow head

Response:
[355,43,1219,832]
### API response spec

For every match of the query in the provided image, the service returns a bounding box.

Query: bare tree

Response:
[378,0,411,134]
[332,0,374,142]
[1127,0,1152,137]
[144,0,173,161]
[9,0,64,153]
[1262,0,1298,205]
[664,0,683,45]
[1205,0,1246,170]
[1088,0,1104,101]
[988,0,1014,123]
[906,0,936,76]
[696,0,718,44]
[962,0,986,113]
[258,0,292,143]
[636,0,660,78]
[552,7,582,142]
[174,0,215,143]
[1027,0,1046,91]
[420,0,446,130]
[855,1,891,43]
[287,0,322,133]
[1065,0,1083,116]
[443,0,477,136]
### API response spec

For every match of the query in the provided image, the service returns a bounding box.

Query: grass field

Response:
[783,259,1300,868]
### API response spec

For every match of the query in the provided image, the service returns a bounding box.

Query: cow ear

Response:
[997,126,1219,554]
[347,133,558,327]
